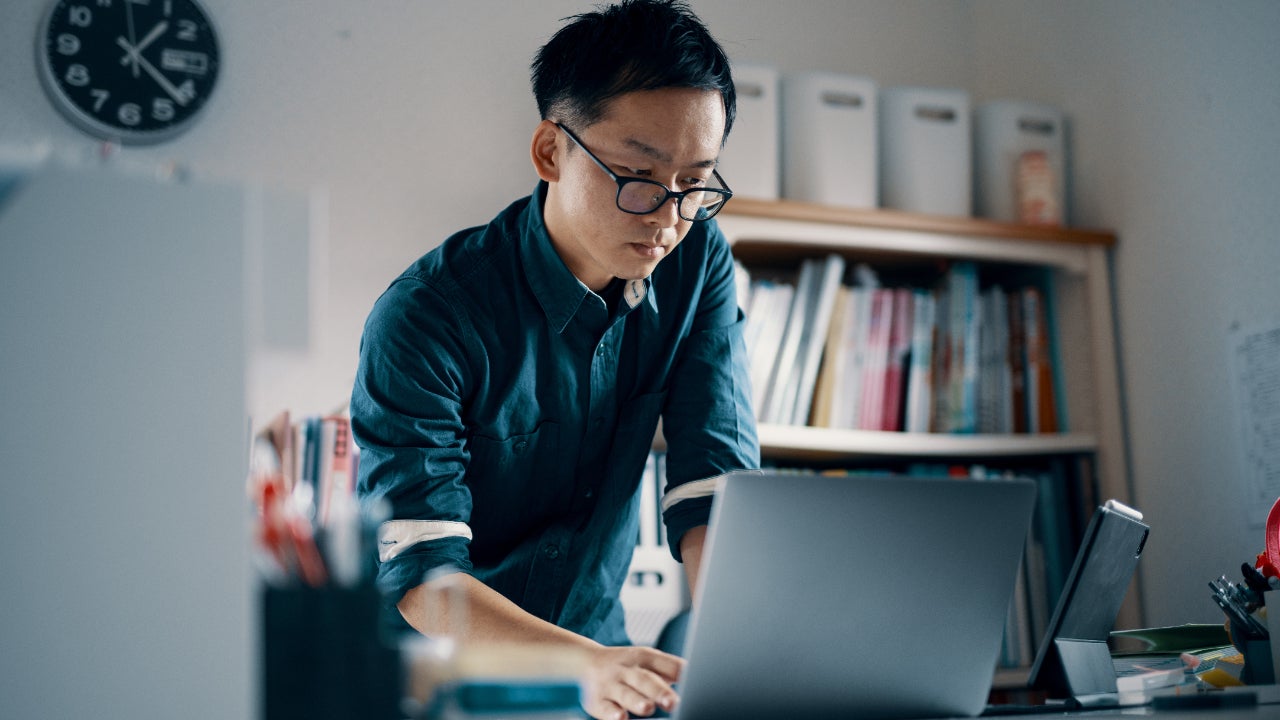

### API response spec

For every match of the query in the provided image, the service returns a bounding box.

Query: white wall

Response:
[0,0,975,420]
[972,0,1280,626]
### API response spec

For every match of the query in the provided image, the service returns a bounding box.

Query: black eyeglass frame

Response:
[555,122,733,222]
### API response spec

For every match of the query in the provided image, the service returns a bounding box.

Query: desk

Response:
[985,708,1270,720]
[978,685,1279,720]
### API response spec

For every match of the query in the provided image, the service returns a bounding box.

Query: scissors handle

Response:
[1256,497,1280,578]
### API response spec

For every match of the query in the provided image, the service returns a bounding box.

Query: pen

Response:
[1208,582,1268,639]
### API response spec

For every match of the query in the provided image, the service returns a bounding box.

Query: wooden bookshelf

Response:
[716,199,1139,640]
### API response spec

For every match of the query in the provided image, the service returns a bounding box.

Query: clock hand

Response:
[125,0,139,77]
[118,21,169,68]
[135,50,192,106]
[135,21,170,56]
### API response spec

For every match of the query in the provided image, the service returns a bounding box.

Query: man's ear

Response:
[530,120,562,182]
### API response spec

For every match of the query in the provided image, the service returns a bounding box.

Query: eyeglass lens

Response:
[617,179,728,220]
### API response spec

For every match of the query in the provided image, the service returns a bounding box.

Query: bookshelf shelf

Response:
[722,197,1116,248]
[716,199,1139,639]
[757,424,1098,462]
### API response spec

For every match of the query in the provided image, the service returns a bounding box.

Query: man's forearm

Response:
[398,571,596,648]
[679,525,708,603]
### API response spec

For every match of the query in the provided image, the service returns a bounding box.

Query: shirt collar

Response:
[519,181,658,333]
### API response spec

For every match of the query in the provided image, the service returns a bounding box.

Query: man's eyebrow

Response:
[622,137,719,169]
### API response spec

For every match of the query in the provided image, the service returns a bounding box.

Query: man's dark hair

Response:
[531,0,736,142]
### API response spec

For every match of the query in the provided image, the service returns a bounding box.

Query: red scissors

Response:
[1255,496,1280,579]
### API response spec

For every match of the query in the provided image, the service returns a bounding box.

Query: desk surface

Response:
[976,686,1278,720]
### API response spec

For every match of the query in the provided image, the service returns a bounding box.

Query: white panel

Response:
[0,162,250,720]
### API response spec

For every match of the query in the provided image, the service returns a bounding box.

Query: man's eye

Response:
[624,167,652,177]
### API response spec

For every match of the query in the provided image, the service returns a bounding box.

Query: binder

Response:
[718,62,780,200]
[879,86,972,216]
[781,71,878,208]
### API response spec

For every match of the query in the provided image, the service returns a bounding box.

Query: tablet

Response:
[1026,499,1150,703]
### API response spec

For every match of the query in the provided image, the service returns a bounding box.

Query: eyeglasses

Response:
[556,123,732,222]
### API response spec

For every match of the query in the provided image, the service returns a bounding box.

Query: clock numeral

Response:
[56,33,81,56]
[68,5,92,27]
[118,102,142,126]
[65,64,91,87]
[176,19,199,42]
[176,79,197,104]
[152,98,176,122]
[90,88,110,112]
[164,0,173,17]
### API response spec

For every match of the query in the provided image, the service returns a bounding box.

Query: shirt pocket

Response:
[465,421,561,540]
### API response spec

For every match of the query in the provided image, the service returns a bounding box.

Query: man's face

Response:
[542,87,727,293]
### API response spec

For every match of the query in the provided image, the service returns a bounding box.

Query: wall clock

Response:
[37,0,221,145]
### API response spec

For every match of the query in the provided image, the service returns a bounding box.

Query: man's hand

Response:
[580,645,684,720]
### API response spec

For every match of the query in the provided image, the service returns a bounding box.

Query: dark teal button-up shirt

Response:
[351,182,759,644]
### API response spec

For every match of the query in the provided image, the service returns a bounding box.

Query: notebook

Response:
[673,470,1036,720]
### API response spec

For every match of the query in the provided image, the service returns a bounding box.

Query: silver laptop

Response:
[675,470,1037,720]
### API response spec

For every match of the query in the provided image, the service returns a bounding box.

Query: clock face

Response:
[37,0,221,145]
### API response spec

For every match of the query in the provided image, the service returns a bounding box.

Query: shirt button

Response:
[513,441,528,455]
[543,544,560,560]
[596,345,606,357]
[584,488,594,499]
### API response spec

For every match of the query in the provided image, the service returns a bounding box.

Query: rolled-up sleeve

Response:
[350,276,477,605]
[660,228,760,560]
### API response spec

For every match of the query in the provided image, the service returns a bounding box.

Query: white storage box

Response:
[879,86,971,216]
[718,62,780,200]
[781,71,877,208]
[975,99,1067,225]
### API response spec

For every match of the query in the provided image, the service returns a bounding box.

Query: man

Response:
[350,2,759,717]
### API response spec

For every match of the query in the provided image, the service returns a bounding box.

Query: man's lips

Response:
[628,242,667,259]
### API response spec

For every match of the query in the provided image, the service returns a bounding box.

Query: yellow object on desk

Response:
[1184,645,1247,688]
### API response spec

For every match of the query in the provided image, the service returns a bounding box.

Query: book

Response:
[764,260,819,423]
[931,281,951,433]
[882,287,914,431]
[638,451,659,548]
[810,285,851,427]
[978,285,1012,434]
[904,289,936,433]
[858,288,894,430]
[830,264,879,429]
[949,262,981,434]
[789,254,846,426]
[1022,286,1059,433]
[1007,288,1029,433]
[746,281,794,418]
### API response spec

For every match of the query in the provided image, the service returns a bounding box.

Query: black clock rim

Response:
[35,0,222,146]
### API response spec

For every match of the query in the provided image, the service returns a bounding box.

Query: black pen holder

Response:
[1228,614,1275,686]
[262,583,403,720]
